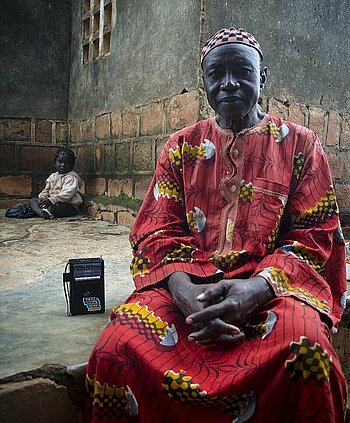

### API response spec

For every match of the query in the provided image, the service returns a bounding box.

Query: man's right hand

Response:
[167,271,244,344]
[167,272,210,322]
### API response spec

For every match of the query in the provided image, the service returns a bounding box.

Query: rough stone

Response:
[132,138,154,172]
[122,110,139,138]
[96,114,111,140]
[111,111,120,138]
[326,111,341,147]
[20,146,57,174]
[340,114,350,149]
[55,122,69,144]
[328,153,344,179]
[100,211,115,222]
[107,179,133,197]
[104,143,116,173]
[4,119,31,141]
[69,120,81,144]
[0,176,32,196]
[115,141,131,173]
[0,144,16,172]
[166,91,200,132]
[35,120,53,143]
[140,102,164,136]
[288,103,306,126]
[308,106,326,144]
[95,145,103,173]
[268,99,288,120]
[86,177,106,195]
[117,211,136,226]
[81,118,95,142]
[134,176,152,200]
[336,184,350,210]
[0,378,81,423]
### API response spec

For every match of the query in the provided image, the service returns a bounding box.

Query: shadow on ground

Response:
[0,210,134,378]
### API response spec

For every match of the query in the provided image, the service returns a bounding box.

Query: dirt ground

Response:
[0,210,134,378]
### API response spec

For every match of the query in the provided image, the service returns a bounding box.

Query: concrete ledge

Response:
[86,199,137,225]
[0,364,87,423]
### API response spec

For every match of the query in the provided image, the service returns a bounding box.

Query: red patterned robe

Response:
[86,115,347,422]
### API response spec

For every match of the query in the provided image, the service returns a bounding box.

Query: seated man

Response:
[86,27,347,422]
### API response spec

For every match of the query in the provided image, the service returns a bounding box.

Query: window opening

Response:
[82,0,114,64]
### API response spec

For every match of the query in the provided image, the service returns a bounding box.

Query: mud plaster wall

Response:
[0,0,349,218]
[0,0,71,120]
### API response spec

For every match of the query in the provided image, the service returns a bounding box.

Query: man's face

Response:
[202,43,266,122]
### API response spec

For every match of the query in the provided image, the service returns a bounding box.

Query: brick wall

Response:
[69,90,200,201]
[265,98,350,221]
[0,118,69,198]
[1,91,349,223]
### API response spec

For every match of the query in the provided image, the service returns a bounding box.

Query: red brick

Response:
[155,136,168,160]
[96,114,111,140]
[267,99,287,119]
[122,110,139,138]
[103,143,115,173]
[135,176,152,200]
[166,91,200,132]
[111,111,120,138]
[308,106,326,143]
[4,119,31,141]
[327,153,344,179]
[80,179,86,194]
[81,118,95,142]
[107,179,133,197]
[335,184,350,210]
[86,177,106,195]
[340,114,350,149]
[115,141,131,173]
[75,145,95,175]
[133,139,154,171]
[0,144,15,171]
[55,122,69,144]
[288,103,306,126]
[20,146,57,174]
[326,111,341,146]
[100,211,115,223]
[0,197,30,208]
[0,175,32,196]
[35,119,53,143]
[117,211,136,226]
[95,145,103,172]
[70,120,81,143]
[0,120,5,140]
[140,103,164,136]
[337,150,350,180]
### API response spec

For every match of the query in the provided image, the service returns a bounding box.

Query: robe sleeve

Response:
[130,135,221,291]
[253,131,347,327]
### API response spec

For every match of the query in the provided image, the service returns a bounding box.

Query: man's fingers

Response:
[196,282,227,302]
[186,301,229,324]
[188,318,240,342]
[196,332,245,345]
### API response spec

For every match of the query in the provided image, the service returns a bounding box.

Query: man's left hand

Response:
[186,276,274,344]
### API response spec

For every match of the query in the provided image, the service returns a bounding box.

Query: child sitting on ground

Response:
[30,147,83,219]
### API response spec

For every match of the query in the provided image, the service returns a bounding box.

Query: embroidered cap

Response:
[201,27,263,67]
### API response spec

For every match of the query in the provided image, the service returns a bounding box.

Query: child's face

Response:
[55,154,74,174]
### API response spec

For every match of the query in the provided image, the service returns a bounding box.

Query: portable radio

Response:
[63,257,105,316]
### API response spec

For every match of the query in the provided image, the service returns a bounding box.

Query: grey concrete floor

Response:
[0,210,134,378]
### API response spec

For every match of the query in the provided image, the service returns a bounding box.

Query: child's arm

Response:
[48,174,80,205]
[38,178,51,202]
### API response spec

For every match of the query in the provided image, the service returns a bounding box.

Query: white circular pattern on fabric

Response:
[153,183,159,201]
[203,139,216,160]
